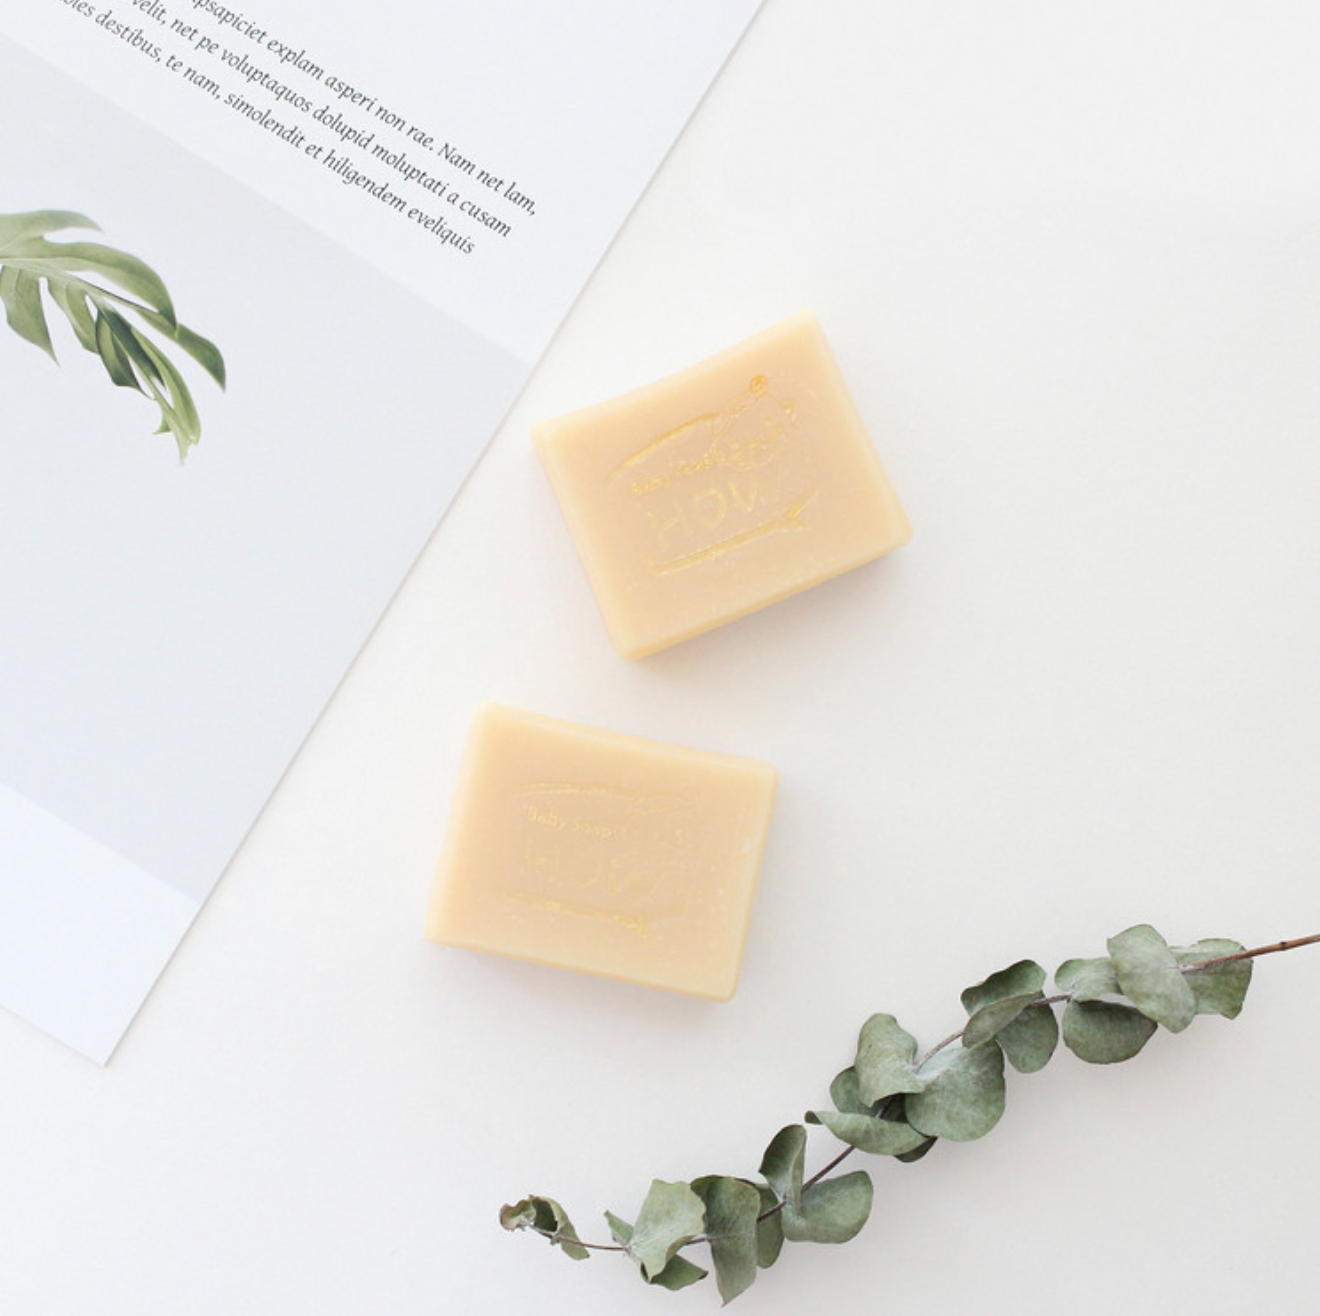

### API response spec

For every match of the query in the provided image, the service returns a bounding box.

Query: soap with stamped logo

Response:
[425,704,777,1001]
[534,310,911,659]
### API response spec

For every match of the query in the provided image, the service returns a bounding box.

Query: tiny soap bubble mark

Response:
[500,926,1320,1303]
[605,374,815,574]
[0,210,226,460]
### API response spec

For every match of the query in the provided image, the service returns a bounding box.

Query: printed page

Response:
[0,0,761,1062]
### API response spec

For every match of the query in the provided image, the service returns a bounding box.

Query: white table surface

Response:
[3,2,1318,1313]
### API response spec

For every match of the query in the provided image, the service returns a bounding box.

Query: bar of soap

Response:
[425,704,777,1001]
[534,310,911,659]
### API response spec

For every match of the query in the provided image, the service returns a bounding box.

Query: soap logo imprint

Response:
[504,781,699,935]
[608,375,817,574]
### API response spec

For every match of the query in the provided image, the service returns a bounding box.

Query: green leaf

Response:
[759,1125,806,1210]
[782,1171,873,1244]
[94,310,141,390]
[1062,999,1158,1063]
[101,308,202,456]
[906,1042,1006,1141]
[133,303,226,388]
[1108,924,1197,1033]
[995,1001,1059,1073]
[855,1014,926,1106]
[498,1195,589,1260]
[0,266,55,359]
[48,279,98,352]
[806,1108,928,1156]
[692,1176,761,1304]
[605,1211,634,1247]
[3,237,176,323]
[752,1183,784,1268]
[628,1180,706,1282]
[0,209,99,249]
[1055,956,1120,1001]
[1172,939,1252,1019]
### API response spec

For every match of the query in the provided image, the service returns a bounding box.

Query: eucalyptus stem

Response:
[504,925,1319,1303]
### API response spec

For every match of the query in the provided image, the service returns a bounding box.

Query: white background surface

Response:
[3,2,1318,1313]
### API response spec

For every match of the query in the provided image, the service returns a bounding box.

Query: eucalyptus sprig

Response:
[502,926,1319,1304]
[0,210,225,459]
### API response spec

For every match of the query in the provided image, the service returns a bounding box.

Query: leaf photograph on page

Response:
[0,209,225,459]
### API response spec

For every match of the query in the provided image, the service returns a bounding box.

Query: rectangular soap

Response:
[534,310,911,659]
[425,704,777,1001]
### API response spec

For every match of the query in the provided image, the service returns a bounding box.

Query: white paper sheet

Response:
[0,0,761,1062]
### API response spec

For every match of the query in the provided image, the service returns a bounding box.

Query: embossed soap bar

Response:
[425,704,777,1001]
[534,310,911,659]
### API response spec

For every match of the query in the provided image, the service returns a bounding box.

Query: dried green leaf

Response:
[498,1195,589,1260]
[692,1176,761,1304]
[895,1134,938,1164]
[648,1254,710,1291]
[782,1171,873,1244]
[806,1108,928,1156]
[995,1001,1059,1073]
[752,1183,784,1268]
[759,1125,806,1211]
[906,1042,1006,1141]
[1062,999,1157,1063]
[1108,924,1197,1033]
[855,1014,926,1106]
[1055,956,1120,1001]
[629,1180,706,1282]
[0,266,55,359]
[962,959,1047,1013]
[829,1066,869,1115]
[1172,939,1252,1019]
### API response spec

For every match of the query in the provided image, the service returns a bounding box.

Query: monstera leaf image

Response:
[0,210,225,459]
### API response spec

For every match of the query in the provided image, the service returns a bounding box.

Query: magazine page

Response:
[0,0,762,1061]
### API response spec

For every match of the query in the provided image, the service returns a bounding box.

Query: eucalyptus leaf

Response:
[962,992,1041,1049]
[1062,999,1157,1063]
[498,1195,589,1261]
[753,1183,784,1268]
[895,1135,938,1164]
[781,1171,874,1244]
[759,1125,806,1210]
[692,1176,761,1304]
[628,1180,706,1282]
[647,1254,710,1291]
[829,1066,869,1115]
[806,1109,928,1157]
[1055,956,1120,1001]
[1172,939,1252,1019]
[1108,924,1197,1033]
[855,1013,926,1106]
[906,1042,1006,1141]
[995,1001,1059,1073]
[961,960,1047,1012]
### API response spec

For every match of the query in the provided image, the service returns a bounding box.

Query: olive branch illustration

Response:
[0,210,225,459]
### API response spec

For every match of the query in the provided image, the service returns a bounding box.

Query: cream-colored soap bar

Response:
[426,704,777,1001]
[535,310,911,659]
